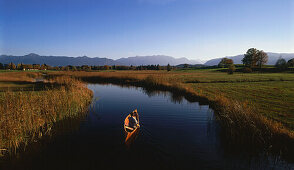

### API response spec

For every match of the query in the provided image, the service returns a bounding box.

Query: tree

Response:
[156,64,160,70]
[8,62,16,70]
[40,64,47,70]
[33,64,40,70]
[242,48,258,68]
[104,65,111,70]
[167,63,171,71]
[218,58,233,68]
[65,66,70,71]
[287,58,294,67]
[72,66,77,71]
[183,64,189,68]
[81,65,91,71]
[242,48,268,70]
[0,63,3,69]
[228,65,236,74]
[27,64,33,69]
[46,65,52,70]
[53,66,60,70]
[256,50,268,69]
[275,58,288,70]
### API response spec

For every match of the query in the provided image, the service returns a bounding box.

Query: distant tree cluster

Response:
[0,63,52,70]
[0,62,174,71]
[275,57,294,70]
[242,48,268,69]
[241,48,293,72]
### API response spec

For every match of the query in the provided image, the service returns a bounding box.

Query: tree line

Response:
[0,63,174,71]
[218,48,294,73]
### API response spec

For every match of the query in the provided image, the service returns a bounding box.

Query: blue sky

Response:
[0,0,293,61]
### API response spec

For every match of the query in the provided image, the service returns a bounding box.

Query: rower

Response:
[128,111,138,129]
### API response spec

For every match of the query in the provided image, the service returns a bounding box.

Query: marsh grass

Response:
[0,72,42,82]
[0,76,93,156]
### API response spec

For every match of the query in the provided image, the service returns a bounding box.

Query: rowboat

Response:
[124,109,140,144]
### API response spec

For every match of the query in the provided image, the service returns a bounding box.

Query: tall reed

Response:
[0,76,93,156]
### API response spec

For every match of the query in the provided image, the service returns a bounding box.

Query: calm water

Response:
[1,84,293,170]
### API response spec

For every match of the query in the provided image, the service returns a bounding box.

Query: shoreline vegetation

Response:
[46,70,294,152]
[0,73,93,156]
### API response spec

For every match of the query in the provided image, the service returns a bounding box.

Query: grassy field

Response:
[172,70,294,129]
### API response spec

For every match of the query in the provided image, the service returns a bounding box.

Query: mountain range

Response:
[116,55,201,66]
[204,52,294,66]
[0,52,293,67]
[0,53,201,66]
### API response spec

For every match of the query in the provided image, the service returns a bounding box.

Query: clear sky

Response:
[0,0,293,61]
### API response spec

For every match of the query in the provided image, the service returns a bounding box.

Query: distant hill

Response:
[0,53,120,66]
[116,55,202,66]
[2,52,293,67]
[0,54,202,66]
[205,52,294,66]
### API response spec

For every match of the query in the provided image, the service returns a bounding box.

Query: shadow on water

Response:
[0,112,89,170]
[0,83,293,170]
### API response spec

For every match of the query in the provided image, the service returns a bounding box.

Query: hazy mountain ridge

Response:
[1,52,293,67]
[116,55,202,66]
[0,54,202,66]
[205,52,294,66]
[0,53,120,66]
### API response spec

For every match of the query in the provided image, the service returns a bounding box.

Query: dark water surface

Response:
[1,84,293,170]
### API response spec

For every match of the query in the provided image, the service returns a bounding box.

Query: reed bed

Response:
[0,76,93,156]
[0,72,42,82]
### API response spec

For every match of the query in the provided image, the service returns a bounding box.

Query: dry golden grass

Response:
[0,72,42,82]
[0,76,93,156]
[213,95,294,144]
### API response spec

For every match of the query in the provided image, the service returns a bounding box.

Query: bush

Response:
[275,58,288,70]
[243,67,252,73]
[227,65,236,74]
[287,58,294,67]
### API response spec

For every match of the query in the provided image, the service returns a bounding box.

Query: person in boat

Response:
[128,111,139,130]
[133,109,139,122]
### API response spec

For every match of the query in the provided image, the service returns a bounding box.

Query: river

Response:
[1,84,293,169]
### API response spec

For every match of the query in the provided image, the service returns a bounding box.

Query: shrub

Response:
[287,58,294,67]
[227,65,236,74]
[275,58,288,70]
